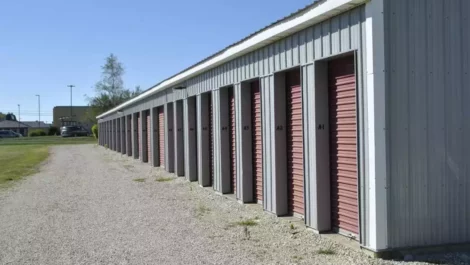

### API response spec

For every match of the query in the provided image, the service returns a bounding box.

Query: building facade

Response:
[96,0,470,254]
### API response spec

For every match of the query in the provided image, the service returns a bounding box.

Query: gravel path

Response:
[0,145,468,265]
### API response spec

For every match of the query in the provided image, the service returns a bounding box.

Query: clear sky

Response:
[0,0,312,123]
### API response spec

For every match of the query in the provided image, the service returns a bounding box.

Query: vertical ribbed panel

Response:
[164,103,174,172]
[115,119,119,152]
[212,89,231,193]
[261,74,288,215]
[126,115,132,157]
[115,119,119,151]
[197,93,212,187]
[158,107,165,167]
[121,117,126,155]
[132,113,139,159]
[150,108,158,167]
[261,76,271,210]
[212,90,220,191]
[116,118,121,153]
[303,63,334,231]
[138,115,142,161]
[119,117,122,153]
[386,0,470,248]
[111,119,115,151]
[147,113,151,163]
[174,101,184,176]
[235,82,254,202]
[184,97,198,181]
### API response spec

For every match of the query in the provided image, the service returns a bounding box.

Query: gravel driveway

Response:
[0,145,468,265]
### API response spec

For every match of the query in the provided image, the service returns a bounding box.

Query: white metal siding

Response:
[385,0,470,248]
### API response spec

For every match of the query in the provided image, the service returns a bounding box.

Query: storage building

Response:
[97,0,470,255]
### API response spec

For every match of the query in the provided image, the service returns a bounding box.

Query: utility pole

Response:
[17,104,20,135]
[67,85,75,122]
[36,94,40,128]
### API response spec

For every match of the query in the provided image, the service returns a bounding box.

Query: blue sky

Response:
[0,0,312,123]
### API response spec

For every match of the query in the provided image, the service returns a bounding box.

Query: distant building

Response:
[0,120,29,136]
[53,106,94,132]
[0,120,51,136]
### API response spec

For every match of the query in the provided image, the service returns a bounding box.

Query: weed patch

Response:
[156,177,174,182]
[195,204,211,217]
[235,218,258,227]
[133,178,146,182]
[317,246,336,255]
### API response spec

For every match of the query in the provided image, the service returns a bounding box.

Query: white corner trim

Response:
[365,0,388,251]
[97,0,367,119]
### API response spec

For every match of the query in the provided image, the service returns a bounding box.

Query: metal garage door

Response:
[209,93,214,186]
[229,87,236,194]
[286,71,304,215]
[328,56,358,235]
[251,80,262,202]
[158,107,165,167]
[147,113,151,163]
[137,116,141,159]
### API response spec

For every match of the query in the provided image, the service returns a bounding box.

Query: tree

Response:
[5,113,16,121]
[86,54,142,119]
[0,112,5,121]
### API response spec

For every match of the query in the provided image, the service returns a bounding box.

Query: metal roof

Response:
[0,120,30,128]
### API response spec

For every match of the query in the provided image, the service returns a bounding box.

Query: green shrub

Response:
[92,124,98,139]
[28,129,46,137]
[48,126,59,136]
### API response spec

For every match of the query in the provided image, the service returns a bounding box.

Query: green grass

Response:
[0,145,49,187]
[0,136,96,188]
[0,136,96,146]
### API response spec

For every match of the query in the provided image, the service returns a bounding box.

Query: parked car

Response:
[60,126,89,137]
[0,130,21,138]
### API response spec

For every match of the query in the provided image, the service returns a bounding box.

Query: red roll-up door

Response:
[147,113,151,163]
[286,71,304,215]
[251,81,263,202]
[138,116,141,159]
[209,93,214,186]
[328,56,358,235]
[158,107,165,167]
[229,87,236,194]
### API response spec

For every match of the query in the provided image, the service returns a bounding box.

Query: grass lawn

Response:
[0,136,96,187]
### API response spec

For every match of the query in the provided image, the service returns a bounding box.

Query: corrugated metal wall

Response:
[385,0,470,248]
[185,7,365,98]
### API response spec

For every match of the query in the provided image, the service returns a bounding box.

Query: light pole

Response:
[17,104,20,134]
[67,85,75,122]
[36,94,40,128]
